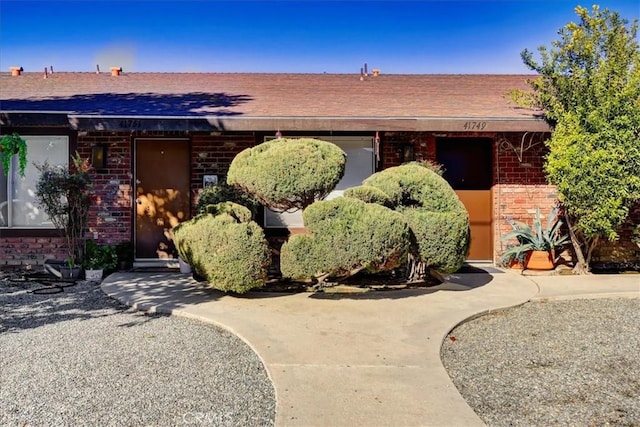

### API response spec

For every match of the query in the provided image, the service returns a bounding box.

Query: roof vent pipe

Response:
[43,67,48,79]
[110,67,122,77]
[96,64,100,74]
[10,66,23,76]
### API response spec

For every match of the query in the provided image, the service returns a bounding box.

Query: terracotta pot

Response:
[525,250,554,270]
[509,259,525,270]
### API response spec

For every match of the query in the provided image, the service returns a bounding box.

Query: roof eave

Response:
[1,111,550,133]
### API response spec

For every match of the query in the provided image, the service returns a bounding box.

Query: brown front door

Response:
[436,138,493,261]
[135,139,190,260]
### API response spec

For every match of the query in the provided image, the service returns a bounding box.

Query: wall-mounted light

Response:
[275,129,282,139]
[400,143,414,163]
[91,145,108,170]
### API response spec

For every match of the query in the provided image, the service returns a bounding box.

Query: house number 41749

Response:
[463,121,487,130]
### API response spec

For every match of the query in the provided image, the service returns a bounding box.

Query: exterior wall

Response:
[77,132,134,246]
[0,237,67,267]
[492,132,558,263]
[2,129,637,268]
[190,132,256,216]
[0,130,259,267]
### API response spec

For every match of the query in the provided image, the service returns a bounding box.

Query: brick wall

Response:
[492,132,558,261]
[77,132,134,246]
[0,237,67,267]
[190,132,256,215]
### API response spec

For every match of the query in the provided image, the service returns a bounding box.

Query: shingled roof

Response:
[0,72,548,132]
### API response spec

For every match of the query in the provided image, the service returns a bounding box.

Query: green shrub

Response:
[227,138,346,211]
[83,239,118,271]
[202,201,253,223]
[355,162,470,275]
[173,203,271,293]
[403,208,470,274]
[280,197,411,281]
[343,185,392,207]
[363,162,462,213]
[196,182,259,218]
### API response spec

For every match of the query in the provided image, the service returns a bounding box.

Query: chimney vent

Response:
[110,67,122,77]
[43,67,48,79]
[10,66,23,76]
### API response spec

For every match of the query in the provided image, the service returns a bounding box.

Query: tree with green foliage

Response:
[227,138,346,212]
[513,5,640,274]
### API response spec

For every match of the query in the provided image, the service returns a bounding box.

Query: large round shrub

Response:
[280,197,411,281]
[173,202,271,294]
[347,162,470,274]
[227,138,346,211]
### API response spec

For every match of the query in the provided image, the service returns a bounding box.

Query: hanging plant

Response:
[0,132,28,177]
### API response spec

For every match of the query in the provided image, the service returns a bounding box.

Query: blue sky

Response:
[1,0,638,74]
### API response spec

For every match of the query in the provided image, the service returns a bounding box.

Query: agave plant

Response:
[500,207,569,264]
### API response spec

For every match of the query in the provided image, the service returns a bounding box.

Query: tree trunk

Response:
[565,211,591,275]
[406,253,428,283]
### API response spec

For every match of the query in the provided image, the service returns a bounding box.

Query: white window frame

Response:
[0,135,69,229]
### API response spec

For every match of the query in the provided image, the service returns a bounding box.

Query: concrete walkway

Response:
[102,269,638,427]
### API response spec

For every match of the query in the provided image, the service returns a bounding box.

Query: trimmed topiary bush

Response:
[280,197,411,282]
[173,202,271,294]
[346,162,470,275]
[227,138,346,211]
[343,185,393,207]
[196,181,259,218]
[402,208,470,274]
[362,162,462,213]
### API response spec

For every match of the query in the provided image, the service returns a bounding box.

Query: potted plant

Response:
[501,207,569,270]
[500,244,527,269]
[83,239,118,281]
[0,132,28,177]
[34,153,93,277]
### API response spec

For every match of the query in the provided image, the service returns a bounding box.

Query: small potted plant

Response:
[83,239,118,282]
[0,132,28,177]
[501,207,569,270]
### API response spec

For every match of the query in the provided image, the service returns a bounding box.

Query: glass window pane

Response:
[0,172,7,226]
[11,136,68,227]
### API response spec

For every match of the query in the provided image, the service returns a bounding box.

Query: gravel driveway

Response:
[0,278,275,427]
[442,297,640,426]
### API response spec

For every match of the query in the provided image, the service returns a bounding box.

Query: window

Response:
[264,136,375,228]
[0,135,69,228]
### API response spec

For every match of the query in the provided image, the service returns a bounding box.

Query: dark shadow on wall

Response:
[1,92,252,116]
